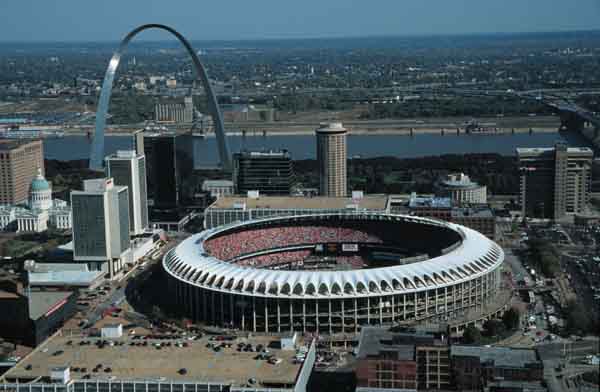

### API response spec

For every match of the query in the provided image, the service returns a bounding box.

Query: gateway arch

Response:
[90,23,231,171]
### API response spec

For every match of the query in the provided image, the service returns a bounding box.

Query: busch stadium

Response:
[163,213,505,334]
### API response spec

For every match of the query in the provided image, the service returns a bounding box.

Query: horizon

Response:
[0,28,599,46]
[1,0,599,42]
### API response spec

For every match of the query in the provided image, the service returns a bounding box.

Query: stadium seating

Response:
[204,224,383,261]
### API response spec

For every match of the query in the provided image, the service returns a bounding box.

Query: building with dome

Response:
[0,169,72,233]
[436,173,487,205]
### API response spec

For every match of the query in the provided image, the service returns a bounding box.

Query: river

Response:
[42,131,593,167]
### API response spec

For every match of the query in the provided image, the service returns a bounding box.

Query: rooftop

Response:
[451,206,494,218]
[316,122,347,134]
[516,146,594,156]
[235,150,290,159]
[0,139,40,151]
[28,291,72,321]
[440,173,482,189]
[451,345,539,368]
[2,334,303,387]
[408,195,452,209]
[27,263,104,287]
[208,195,389,211]
[357,327,446,360]
[202,179,234,187]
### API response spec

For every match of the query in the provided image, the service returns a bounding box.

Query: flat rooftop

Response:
[451,345,539,368]
[28,291,72,320]
[3,334,303,388]
[208,195,389,211]
[0,139,40,151]
[408,196,452,209]
[28,264,104,287]
[516,146,594,155]
[451,207,494,218]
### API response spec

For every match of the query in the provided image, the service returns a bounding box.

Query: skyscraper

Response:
[136,132,191,209]
[0,139,44,205]
[71,178,130,277]
[105,150,148,235]
[517,144,593,219]
[316,122,347,197]
[233,150,293,195]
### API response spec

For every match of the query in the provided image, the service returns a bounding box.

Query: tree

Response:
[483,319,506,337]
[502,308,521,330]
[565,301,592,335]
[463,325,482,344]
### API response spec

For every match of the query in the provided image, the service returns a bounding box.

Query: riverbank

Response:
[32,114,562,136]
[42,131,592,163]
[59,126,560,137]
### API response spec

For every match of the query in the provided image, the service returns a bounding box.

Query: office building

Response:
[355,326,451,392]
[71,178,130,277]
[106,150,149,235]
[0,279,76,347]
[138,131,195,209]
[201,179,234,199]
[394,194,496,239]
[0,139,44,205]
[451,346,543,391]
[517,145,593,219]
[437,172,487,204]
[316,122,347,197]
[204,193,389,229]
[233,150,293,195]
[356,329,418,391]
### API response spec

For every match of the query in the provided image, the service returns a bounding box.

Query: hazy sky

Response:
[1,0,599,41]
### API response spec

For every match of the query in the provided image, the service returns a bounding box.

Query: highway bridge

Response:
[446,88,600,148]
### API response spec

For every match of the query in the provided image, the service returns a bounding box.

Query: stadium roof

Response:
[164,213,503,299]
[208,195,389,211]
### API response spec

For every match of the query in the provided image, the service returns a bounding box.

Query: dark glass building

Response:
[233,150,293,195]
[138,132,195,209]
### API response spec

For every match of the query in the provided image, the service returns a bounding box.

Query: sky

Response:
[0,0,599,42]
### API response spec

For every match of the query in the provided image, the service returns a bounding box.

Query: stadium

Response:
[162,213,505,334]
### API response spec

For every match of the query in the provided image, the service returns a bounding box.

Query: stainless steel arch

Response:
[90,23,231,171]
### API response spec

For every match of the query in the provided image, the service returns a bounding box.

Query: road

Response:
[82,237,185,327]
[87,286,127,326]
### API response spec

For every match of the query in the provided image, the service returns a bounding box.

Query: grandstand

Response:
[163,213,505,334]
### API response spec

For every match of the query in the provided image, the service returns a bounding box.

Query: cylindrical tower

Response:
[316,122,347,197]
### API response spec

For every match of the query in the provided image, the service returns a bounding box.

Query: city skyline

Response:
[0,0,599,42]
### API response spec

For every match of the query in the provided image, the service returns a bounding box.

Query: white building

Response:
[101,324,123,339]
[201,179,234,199]
[106,150,149,235]
[437,173,487,205]
[71,178,130,278]
[0,170,72,233]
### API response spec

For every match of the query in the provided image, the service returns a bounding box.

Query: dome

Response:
[29,169,53,211]
[30,170,50,192]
